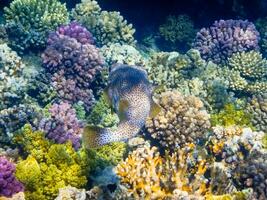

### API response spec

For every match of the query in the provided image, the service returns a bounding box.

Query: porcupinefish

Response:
[82,64,161,148]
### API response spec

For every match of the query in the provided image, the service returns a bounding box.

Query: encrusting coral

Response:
[193,19,260,64]
[0,157,24,198]
[4,0,69,53]
[14,125,87,200]
[71,0,136,47]
[145,91,211,150]
[39,102,83,150]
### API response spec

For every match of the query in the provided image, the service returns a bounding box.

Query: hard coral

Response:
[48,21,94,45]
[72,0,136,47]
[14,125,87,200]
[246,93,267,132]
[4,0,69,53]
[39,102,83,150]
[100,43,147,67]
[0,157,24,198]
[145,91,211,150]
[115,144,207,199]
[42,35,104,111]
[224,51,267,94]
[159,15,196,50]
[193,19,260,64]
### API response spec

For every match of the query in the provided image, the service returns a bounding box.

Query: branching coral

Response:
[246,93,267,132]
[0,157,24,197]
[48,21,94,45]
[42,35,104,111]
[39,102,83,150]
[211,104,252,128]
[71,0,136,47]
[224,51,267,94]
[115,144,208,199]
[100,43,147,67]
[14,125,87,200]
[145,91,211,150]
[86,93,119,128]
[4,0,69,53]
[159,15,196,50]
[233,150,267,199]
[193,19,260,64]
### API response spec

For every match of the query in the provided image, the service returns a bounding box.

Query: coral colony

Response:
[0,0,266,199]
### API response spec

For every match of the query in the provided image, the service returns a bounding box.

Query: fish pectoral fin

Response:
[82,125,103,149]
[149,100,162,118]
[118,99,129,121]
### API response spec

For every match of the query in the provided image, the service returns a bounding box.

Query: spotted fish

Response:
[82,64,161,148]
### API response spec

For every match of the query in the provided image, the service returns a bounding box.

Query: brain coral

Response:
[39,102,83,150]
[193,19,260,64]
[0,157,24,197]
[4,0,69,53]
[145,91,211,150]
[71,0,136,47]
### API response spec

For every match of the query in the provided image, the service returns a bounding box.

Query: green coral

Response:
[87,93,119,128]
[4,0,69,53]
[225,51,267,94]
[14,125,87,200]
[94,142,127,166]
[159,15,196,49]
[211,104,252,127]
[71,0,135,46]
[262,133,267,149]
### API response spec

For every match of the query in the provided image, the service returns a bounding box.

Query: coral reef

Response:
[0,157,24,198]
[193,19,260,64]
[86,93,119,128]
[159,15,196,50]
[224,51,267,94]
[39,102,83,150]
[100,43,147,67]
[115,143,207,199]
[145,91,210,150]
[42,34,104,111]
[4,0,69,53]
[14,125,87,200]
[55,186,86,200]
[234,150,267,199]
[211,104,252,127]
[246,93,267,132]
[48,21,94,45]
[71,0,136,46]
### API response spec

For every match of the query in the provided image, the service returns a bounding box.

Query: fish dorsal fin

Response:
[103,87,112,107]
[149,99,161,118]
[118,99,129,121]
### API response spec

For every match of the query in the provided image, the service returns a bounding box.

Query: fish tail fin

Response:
[82,125,111,149]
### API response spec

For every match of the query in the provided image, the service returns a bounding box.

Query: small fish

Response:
[82,64,161,148]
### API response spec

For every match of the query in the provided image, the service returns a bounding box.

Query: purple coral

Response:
[39,102,83,150]
[193,19,260,64]
[0,157,24,197]
[42,35,104,111]
[48,21,94,45]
